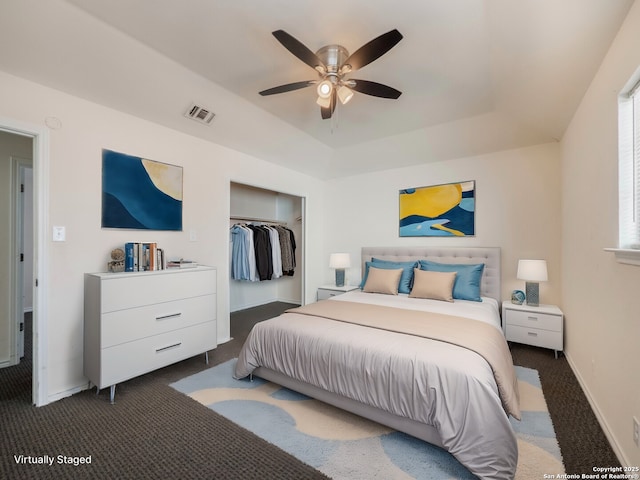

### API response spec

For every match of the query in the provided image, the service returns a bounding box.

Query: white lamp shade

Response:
[337,85,354,104]
[517,260,548,282]
[329,253,351,269]
[316,95,331,108]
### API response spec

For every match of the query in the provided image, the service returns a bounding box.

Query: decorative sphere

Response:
[511,290,525,305]
[111,248,125,262]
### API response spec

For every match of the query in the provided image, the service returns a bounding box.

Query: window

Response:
[609,74,640,264]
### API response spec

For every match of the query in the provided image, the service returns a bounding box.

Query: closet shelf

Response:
[230,215,288,225]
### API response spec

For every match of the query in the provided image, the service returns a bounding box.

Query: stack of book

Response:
[166,259,198,269]
[124,242,165,272]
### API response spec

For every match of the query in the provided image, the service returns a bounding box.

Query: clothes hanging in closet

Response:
[274,225,296,275]
[230,223,296,281]
[230,224,255,281]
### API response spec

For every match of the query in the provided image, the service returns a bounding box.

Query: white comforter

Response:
[332,290,502,328]
[234,292,518,479]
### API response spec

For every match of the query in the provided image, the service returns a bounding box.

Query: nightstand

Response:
[502,301,564,358]
[317,285,359,301]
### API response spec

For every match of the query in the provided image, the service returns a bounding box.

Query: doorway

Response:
[0,133,32,402]
[0,122,48,406]
[229,182,305,312]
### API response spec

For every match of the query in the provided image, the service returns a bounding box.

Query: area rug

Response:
[171,360,564,479]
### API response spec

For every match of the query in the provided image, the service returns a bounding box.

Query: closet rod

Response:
[230,215,288,225]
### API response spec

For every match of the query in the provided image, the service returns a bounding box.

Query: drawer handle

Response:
[527,316,538,321]
[527,332,538,337]
[156,342,182,353]
[156,312,182,321]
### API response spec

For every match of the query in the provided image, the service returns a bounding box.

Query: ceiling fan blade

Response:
[320,89,337,120]
[343,29,403,72]
[259,80,316,96]
[272,30,326,72]
[350,79,402,99]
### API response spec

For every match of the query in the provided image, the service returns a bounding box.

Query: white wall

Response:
[324,142,562,305]
[0,70,326,402]
[561,0,640,467]
[0,131,32,366]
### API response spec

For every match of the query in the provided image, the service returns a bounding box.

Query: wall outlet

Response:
[634,416,639,447]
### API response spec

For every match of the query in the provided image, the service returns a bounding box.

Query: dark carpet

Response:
[510,343,621,473]
[0,305,620,479]
[1,306,328,480]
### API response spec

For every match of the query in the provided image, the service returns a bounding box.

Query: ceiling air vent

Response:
[184,103,215,125]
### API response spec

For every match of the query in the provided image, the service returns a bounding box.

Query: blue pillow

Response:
[360,259,418,294]
[418,260,485,302]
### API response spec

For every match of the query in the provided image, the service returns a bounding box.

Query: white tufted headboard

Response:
[361,247,501,304]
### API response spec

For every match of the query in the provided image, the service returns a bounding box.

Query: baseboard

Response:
[564,351,629,466]
[230,299,273,312]
[47,383,89,405]
[0,359,16,368]
[277,296,301,305]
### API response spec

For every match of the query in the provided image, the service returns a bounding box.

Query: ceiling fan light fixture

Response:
[337,85,354,105]
[261,29,403,120]
[316,95,331,108]
[317,80,333,99]
[339,64,352,75]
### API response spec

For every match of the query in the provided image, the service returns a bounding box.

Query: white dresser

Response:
[84,266,217,403]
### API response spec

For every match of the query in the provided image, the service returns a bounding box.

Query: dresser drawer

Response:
[506,309,561,332]
[505,324,562,351]
[101,294,216,348]
[100,320,217,387]
[100,268,216,312]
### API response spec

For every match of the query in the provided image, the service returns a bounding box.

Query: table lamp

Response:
[329,253,351,287]
[517,259,548,307]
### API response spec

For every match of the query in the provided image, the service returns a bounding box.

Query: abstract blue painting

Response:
[399,181,475,237]
[102,149,183,231]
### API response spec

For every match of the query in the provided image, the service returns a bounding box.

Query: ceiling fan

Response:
[259,29,403,120]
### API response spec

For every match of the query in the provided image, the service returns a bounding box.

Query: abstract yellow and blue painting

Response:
[399,181,475,237]
[101,149,183,230]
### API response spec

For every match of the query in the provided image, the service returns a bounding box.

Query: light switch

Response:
[52,226,66,242]
[189,229,197,242]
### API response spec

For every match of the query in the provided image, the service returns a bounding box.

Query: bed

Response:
[234,247,519,479]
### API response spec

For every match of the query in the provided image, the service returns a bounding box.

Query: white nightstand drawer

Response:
[318,289,341,301]
[506,309,561,332]
[506,324,563,351]
[317,285,359,301]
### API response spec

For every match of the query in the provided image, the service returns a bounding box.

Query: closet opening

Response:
[229,182,304,313]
